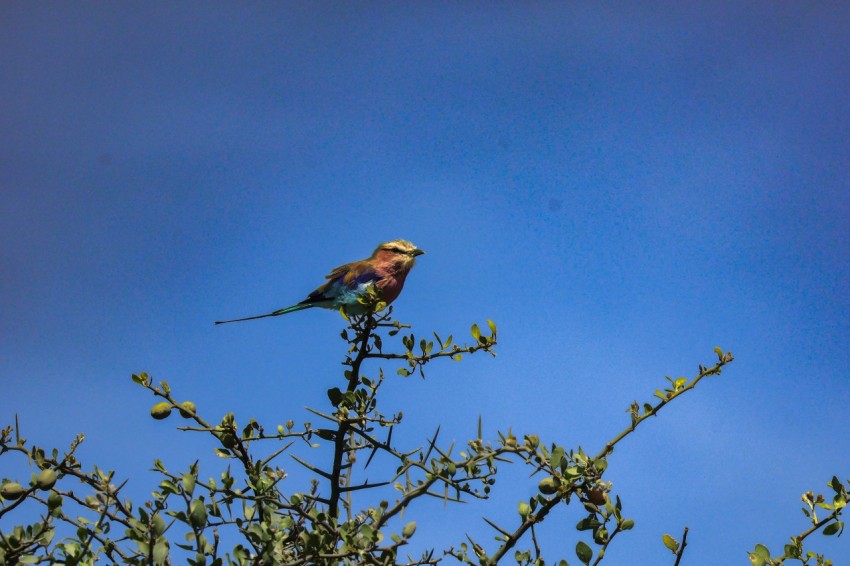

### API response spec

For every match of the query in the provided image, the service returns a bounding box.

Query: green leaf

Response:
[752,544,770,558]
[823,521,842,536]
[471,324,481,341]
[182,473,196,496]
[551,446,565,468]
[152,537,169,565]
[487,319,497,335]
[151,513,166,536]
[783,544,800,558]
[189,499,208,530]
[564,466,581,479]
[620,519,635,530]
[662,534,679,553]
[576,517,601,531]
[327,387,342,407]
[575,541,593,565]
[830,476,843,493]
[593,527,609,544]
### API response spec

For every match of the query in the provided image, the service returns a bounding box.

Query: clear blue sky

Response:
[2,3,849,564]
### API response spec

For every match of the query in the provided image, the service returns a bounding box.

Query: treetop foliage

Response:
[0,306,845,565]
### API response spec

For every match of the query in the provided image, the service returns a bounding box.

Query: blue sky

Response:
[2,2,849,563]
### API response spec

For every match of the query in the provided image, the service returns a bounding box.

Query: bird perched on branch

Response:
[215,240,425,324]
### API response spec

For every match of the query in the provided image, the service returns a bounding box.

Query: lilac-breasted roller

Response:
[215,240,424,324]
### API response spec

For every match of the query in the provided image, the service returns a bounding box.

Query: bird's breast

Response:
[376,272,408,304]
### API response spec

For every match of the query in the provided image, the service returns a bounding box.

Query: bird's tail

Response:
[214,303,314,325]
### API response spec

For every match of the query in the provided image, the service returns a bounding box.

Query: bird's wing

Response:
[300,260,383,304]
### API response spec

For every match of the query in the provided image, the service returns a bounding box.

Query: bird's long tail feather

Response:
[214,303,314,325]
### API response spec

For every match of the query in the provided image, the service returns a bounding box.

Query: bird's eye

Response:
[383,245,415,256]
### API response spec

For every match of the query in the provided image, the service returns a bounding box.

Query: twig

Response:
[595,354,732,461]
[673,527,689,566]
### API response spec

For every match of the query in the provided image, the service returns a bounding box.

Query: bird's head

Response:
[372,239,425,271]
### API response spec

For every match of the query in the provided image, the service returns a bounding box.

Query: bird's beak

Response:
[413,249,425,256]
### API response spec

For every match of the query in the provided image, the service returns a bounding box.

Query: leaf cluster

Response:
[5,312,834,565]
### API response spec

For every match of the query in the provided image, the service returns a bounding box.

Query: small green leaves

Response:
[131,372,151,386]
[576,516,601,532]
[593,526,608,544]
[152,537,169,565]
[662,533,680,553]
[151,513,166,536]
[823,520,843,536]
[327,387,343,407]
[575,540,593,565]
[551,446,565,469]
[783,542,801,559]
[189,499,207,530]
[181,471,199,498]
[748,544,770,566]
[0,316,511,564]
[471,321,496,345]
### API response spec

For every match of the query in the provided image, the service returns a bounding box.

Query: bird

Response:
[215,240,425,324]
